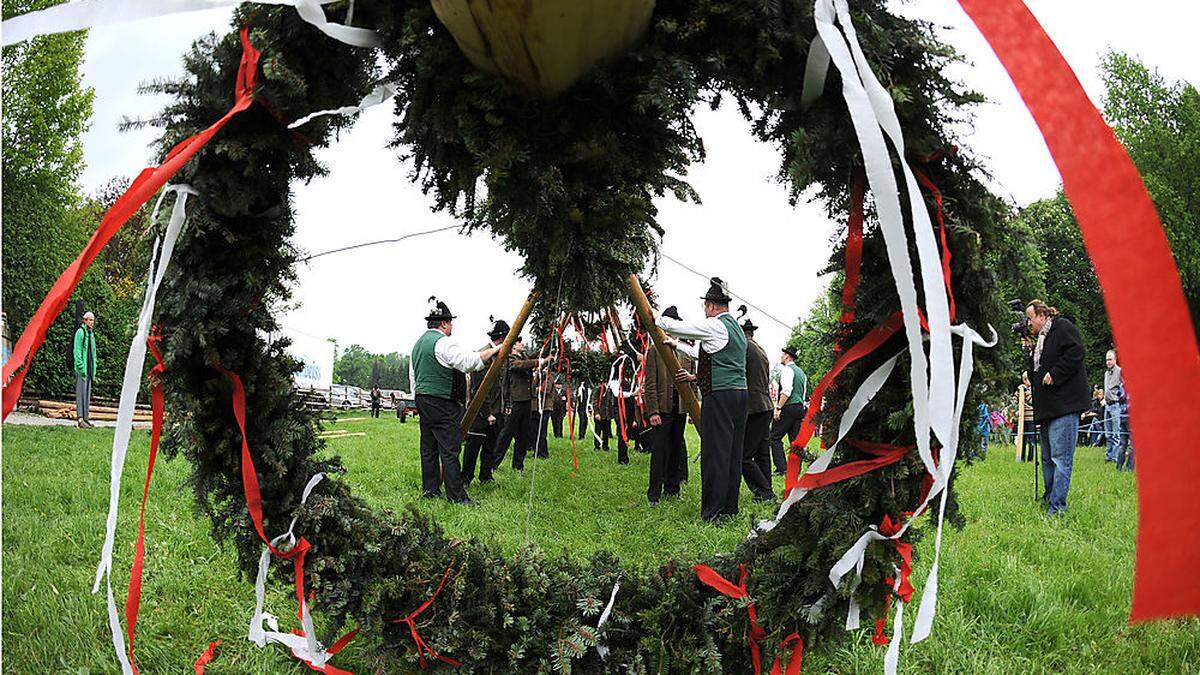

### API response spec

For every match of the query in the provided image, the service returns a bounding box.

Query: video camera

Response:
[1009,299,1030,340]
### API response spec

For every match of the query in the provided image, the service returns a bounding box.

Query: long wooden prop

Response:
[460,291,539,434]
[625,275,702,427]
[1015,384,1026,462]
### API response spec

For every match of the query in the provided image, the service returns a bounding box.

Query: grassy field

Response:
[3,414,1197,673]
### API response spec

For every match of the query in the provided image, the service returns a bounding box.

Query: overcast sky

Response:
[74,1,1198,360]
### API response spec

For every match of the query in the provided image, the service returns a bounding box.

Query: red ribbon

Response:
[791,440,910,492]
[193,640,221,674]
[840,169,867,326]
[785,312,904,496]
[694,564,766,674]
[911,166,956,321]
[1,25,263,420]
[877,514,914,603]
[124,327,168,674]
[769,632,804,675]
[389,564,462,669]
[958,0,1200,622]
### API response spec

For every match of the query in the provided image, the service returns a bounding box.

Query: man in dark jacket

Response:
[644,338,697,503]
[739,318,776,502]
[1023,300,1089,515]
[463,319,509,484]
[491,338,546,472]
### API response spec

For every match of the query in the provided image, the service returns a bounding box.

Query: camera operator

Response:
[1021,300,1090,516]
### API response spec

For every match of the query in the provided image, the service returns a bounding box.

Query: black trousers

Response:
[414,395,470,503]
[552,410,564,437]
[493,399,535,471]
[593,418,629,463]
[648,413,686,502]
[577,408,588,439]
[371,401,381,418]
[741,409,775,500]
[769,403,806,474]
[700,390,748,521]
[533,407,551,459]
[463,415,501,483]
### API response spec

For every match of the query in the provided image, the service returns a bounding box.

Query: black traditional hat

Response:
[737,305,757,333]
[425,296,455,322]
[701,277,732,303]
[782,346,798,360]
[487,315,511,340]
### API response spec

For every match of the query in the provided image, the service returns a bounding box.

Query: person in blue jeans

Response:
[1023,300,1090,516]
[1103,350,1126,463]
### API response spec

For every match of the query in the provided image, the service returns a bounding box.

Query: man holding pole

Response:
[657,277,748,522]
[410,298,501,505]
[463,318,510,484]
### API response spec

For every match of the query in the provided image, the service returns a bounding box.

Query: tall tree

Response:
[1101,50,1200,333]
[2,1,99,397]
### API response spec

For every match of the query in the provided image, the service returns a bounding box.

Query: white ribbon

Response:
[812,0,996,659]
[248,473,331,666]
[883,570,904,675]
[288,82,397,129]
[606,354,640,399]
[2,0,379,48]
[90,184,196,674]
[800,34,830,109]
[752,351,901,537]
[594,580,621,660]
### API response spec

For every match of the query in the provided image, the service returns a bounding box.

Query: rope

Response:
[660,251,794,330]
[298,224,459,262]
[524,262,568,546]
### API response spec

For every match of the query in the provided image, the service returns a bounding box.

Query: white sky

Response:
[74,1,1199,358]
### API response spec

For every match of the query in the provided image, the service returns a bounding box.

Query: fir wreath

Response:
[140,0,1012,670]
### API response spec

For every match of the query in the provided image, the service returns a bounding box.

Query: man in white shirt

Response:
[411,298,502,505]
[769,346,808,474]
[657,277,748,522]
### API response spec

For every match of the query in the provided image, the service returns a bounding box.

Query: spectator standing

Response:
[370,386,382,418]
[1103,350,1127,463]
[975,402,991,460]
[1024,300,1090,516]
[73,311,98,428]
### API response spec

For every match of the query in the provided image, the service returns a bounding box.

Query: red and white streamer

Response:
[1,0,379,48]
[92,185,196,675]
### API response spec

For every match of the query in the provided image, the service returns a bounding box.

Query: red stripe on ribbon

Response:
[957,0,1200,622]
[912,167,956,321]
[769,632,804,675]
[694,564,766,674]
[124,327,168,674]
[840,169,867,326]
[389,564,462,669]
[193,640,221,674]
[1,25,263,420]
[785,312,904,496]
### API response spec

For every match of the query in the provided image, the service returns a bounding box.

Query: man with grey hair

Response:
[1103,349,1127,464]
[73,311,98,428]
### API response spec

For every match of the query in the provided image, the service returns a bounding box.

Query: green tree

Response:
[1012,194,1111,378]
[333,345,411,390]
[2,1,101,397]
[787,289,839,386]
[1101,50,1200,332]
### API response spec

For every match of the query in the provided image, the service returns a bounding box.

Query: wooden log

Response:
[460,291,539,434]
[625,275,702,427]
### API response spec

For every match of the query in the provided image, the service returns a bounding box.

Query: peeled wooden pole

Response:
[625,275,702,427]
[460,291,539,434]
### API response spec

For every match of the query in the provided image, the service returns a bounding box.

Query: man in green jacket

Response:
[73,311,98,428]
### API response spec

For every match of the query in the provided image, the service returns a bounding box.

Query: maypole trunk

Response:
[460,291,539,434]
[626,275,701,427]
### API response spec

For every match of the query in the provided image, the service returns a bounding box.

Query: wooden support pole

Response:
[460,291,539,434]
[607,306,626,349]
[1015,383,1027,462]
[625,275,702,427]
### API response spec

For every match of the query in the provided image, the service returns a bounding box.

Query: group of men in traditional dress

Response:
[410,280,809,522]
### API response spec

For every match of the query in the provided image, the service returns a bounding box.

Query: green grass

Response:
[3,416,1197,673]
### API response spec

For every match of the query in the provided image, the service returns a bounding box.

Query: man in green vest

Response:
[73,311,98,428]
[769,346,809,474]
[411,298,501,505]
[739,316,775,502]
[658,277,748,522]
